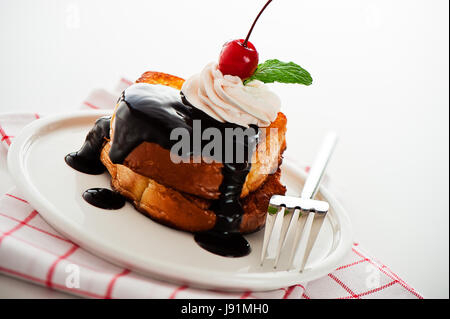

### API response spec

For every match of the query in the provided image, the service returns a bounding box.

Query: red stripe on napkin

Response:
[120,78,134,86]
[46,244,79,288]
[105,269,131,299]
[0,210,38,246]
[169,285,188,299]
[0,124,12,146]
[0,212,71,243]
[5,193,28,203]
[83,101,100,109]
[0,265,105,299]
[328,273,359,299]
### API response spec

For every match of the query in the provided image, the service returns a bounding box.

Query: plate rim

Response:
[7,111,353,291]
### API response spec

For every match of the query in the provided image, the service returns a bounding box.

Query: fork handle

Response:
[301,132,338,199]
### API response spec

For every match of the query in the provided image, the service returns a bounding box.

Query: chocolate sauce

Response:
[194,231,250,257]
[82,188,126,210]
[65,116,110,174]
[109,84,258,165]
[194,162,253,257]
[67,83,259,257]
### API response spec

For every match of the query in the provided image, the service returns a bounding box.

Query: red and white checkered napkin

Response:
[0,80,423,299]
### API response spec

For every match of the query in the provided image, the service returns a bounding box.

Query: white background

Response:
[0,0,448,298]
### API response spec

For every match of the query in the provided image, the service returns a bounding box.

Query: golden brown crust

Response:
[241,168,286,233]
[123,142,223,199]
[136,71,185,90]
[121,112,287,199]
[101,144,286,233]
[243,112,287,198]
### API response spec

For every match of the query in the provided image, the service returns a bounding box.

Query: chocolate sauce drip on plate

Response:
[82,188,126,210]
[65,116,111,174]
[66,83,259,257]
[194,231,250,257]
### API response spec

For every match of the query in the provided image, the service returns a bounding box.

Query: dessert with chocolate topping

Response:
[65,0,312,257]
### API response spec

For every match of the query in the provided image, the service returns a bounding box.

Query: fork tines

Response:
[260,196,329,271]
[260,132,338,272]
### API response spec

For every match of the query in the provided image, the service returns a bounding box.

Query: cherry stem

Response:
[243,0,273,47]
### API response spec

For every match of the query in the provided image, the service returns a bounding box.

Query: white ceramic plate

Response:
[7,111,352,291]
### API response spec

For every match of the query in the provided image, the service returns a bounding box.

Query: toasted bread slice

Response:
[100,144,286,233]
[113,71,287,199]
[121,112,286,199]
[105,70,287,231]
[136,71,185,90]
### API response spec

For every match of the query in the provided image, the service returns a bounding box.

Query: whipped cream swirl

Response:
[181,62,281,127]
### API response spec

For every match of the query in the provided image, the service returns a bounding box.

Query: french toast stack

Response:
[100,72,287,233]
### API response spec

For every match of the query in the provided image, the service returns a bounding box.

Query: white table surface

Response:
[0,0,448,298]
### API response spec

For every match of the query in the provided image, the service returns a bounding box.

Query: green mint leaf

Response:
[244,59,313,86]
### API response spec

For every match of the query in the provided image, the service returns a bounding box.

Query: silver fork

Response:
[260,132,338,272]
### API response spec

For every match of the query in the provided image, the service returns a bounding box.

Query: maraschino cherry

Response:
[218,0,273,80]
